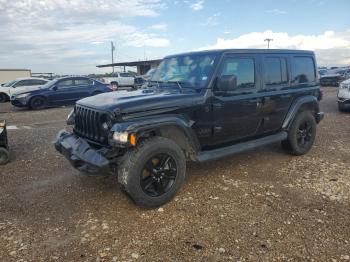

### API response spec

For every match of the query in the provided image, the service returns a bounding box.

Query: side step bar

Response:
[196,131,288,162]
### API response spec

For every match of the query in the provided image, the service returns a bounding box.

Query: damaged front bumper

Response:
[54,130,112,175]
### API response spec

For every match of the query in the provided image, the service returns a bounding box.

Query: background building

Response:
[0,69,31,85]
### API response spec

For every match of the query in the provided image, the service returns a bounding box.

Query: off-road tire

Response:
[282,111,316,156]
[0,147,9,165]
[29,96,47,110]
[0,93,9,103]
[117,136,186,208]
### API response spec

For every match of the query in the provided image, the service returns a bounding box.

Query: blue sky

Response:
[0,0,349,74]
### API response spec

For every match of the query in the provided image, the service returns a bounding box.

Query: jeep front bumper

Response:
[54,130,111,175]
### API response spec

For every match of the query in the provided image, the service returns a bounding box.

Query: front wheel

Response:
[282,111,316,156]
[338,102,346,112]
[29,96,47,110]
[0,147,9,165]
[0,93,9,103]
[118,137,186,207]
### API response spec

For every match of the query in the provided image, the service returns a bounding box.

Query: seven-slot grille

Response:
[74,105,108,144]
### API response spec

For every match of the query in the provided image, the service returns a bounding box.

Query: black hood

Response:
[77,88,204,115]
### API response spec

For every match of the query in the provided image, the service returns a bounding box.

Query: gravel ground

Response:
[0,87,349,261]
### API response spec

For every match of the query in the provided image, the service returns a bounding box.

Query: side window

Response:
[14,80,30,87]
[120,73,131,77]
[292,57,316,84]
[74,79,92,86]
[264,57,288,87]
[219,57,255,90]
[57,80,74,89]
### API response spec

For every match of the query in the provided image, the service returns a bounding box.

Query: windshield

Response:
[3,80,17,87]
[151,54,217,89]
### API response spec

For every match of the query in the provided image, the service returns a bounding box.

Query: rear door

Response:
[211,54,262,145]
[259,55,294,133]
[73,78,93,99]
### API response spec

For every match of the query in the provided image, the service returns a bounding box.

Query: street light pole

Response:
[111,41,115,73]
[264,38,273,49]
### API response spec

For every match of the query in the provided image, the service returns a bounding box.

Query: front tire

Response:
[29,96,47,110]
[0,93,9,103]
[118,137,186,208]
[0,147,9,165]
[338,102,346,112]
[282,111,316,156]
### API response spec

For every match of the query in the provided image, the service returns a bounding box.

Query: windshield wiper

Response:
[165,81,183,92]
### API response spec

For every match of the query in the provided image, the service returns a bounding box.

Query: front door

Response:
[211,54,262,146]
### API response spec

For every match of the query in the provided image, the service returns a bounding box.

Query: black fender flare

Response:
[282,95,320,130]
[110,114,201,152]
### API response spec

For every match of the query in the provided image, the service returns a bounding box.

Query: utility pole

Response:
[111,41,115,73]
[264,38,273,49]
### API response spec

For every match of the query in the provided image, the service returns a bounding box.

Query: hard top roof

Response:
[165,49,314,58]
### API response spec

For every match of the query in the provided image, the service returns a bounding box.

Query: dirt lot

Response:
[0,87,349,261]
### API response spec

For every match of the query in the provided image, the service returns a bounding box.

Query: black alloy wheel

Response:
[296,121,313,148]
[140,153,177,197]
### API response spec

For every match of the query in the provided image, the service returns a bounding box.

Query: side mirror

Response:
[52,85,58,91]
[216,75,237,92]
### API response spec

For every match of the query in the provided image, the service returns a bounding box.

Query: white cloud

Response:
[0,0,169,74]
[198,30,350,65]
[266,9,287,15]
[148,23,168,31]
[190,0,204,11]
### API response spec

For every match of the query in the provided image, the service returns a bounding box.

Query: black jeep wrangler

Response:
[55,49,324,207]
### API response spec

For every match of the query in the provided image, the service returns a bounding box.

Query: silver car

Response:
[338,78,350,111]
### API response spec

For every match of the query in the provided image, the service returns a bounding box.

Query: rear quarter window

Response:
[292,56,316,84]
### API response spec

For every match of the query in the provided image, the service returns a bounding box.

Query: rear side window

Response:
[120,73,132,77]
[292,57,316,84]
[75,79,92,86]
[221,58,255,89]
[264,57,288,86]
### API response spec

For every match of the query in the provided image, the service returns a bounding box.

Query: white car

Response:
[338,78,350,112]
[100,72,135,90]
[0,77,49,103]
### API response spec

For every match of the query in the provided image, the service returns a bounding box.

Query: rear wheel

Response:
[282,111,316,156]
[0,147,9,165]
[118,137,186,207]
[0,93,9,103]
[30,96,47,110]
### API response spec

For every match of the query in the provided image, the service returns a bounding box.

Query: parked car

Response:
[11,76,111,110]
[338,78,350,111]
[320,74,344,86]
[0,77,48,103]
[55,49,324,207]
[100,72,135,90]
[0,120,9,165]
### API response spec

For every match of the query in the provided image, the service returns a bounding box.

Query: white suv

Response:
[0,77,49,103]
[100,72,135,90]
[338,78,350,111]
